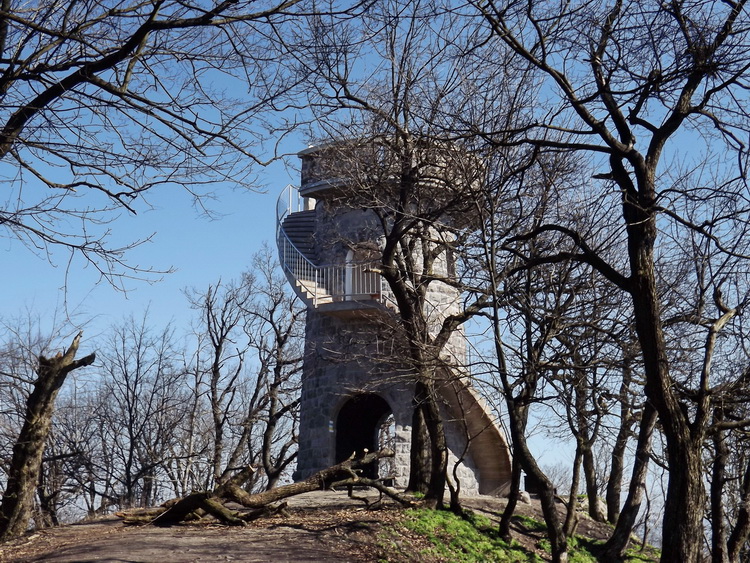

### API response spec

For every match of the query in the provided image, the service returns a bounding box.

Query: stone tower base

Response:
[293,309,510,496]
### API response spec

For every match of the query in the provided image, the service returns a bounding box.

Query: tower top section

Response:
[298,138,484,227]
[298,141,377,199]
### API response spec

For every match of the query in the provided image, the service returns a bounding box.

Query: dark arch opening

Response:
[335,394,392,479]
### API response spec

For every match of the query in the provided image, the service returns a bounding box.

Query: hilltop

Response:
[0,490,657,562]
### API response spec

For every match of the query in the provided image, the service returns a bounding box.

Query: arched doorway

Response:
[335,394,393,479]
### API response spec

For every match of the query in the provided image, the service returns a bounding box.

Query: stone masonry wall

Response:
[293,201,482,492]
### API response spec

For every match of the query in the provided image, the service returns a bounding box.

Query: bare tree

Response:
[185,247,303,491]
[546,276,634,527]
[604,333,641,525]
[241,247,304,490]
[24,251,302,520]
[460,138,595,562]
[486,246,577,561]
[0,330,94,540]
[0,0,306,281]
[39,386,107,523]
[187,277,253,487]
[92,315,185,510]
[468,1,750,559]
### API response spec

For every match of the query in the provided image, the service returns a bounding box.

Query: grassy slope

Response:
[376,508,661,563]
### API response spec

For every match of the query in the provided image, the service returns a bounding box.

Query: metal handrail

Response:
[276,185,391,308]
[276,184,307,224]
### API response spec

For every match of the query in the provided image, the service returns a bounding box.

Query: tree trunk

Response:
[625,184,705,561]
[606,428,627,524]
[128,451,413,526]
[0,332,95,540]
[415,379,447,507]
[661,440,705,562]
[564,444,582,536]
[36,461,61,528]
[601,403,656,560]
[499,454,522,541]
[581,445,605,523]
[507,408,568,563]
[727,457,750,562]
[711,410,729,563]
[407,401,430,494]
[606,369,633,524]
[530,456,567,563]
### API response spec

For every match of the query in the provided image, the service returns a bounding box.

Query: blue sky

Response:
[2,152,301,344]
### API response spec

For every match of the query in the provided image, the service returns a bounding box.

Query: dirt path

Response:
[5,519,350,562]
[0,490,410,563]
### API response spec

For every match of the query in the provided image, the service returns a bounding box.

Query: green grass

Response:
[399,508,542,562]
[566,536,599,563]
[514,515,659,563]
[531,532,597,563]
[379,509,660,563]
[513,515,547,533]
[624,544,662,562]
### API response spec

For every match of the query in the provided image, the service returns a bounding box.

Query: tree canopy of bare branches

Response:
[0,0,304,281]
[468,0,750,560]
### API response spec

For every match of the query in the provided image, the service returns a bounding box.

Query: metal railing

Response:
[276,184,307,219]
[276,185,391,308]
[276,233,325,306]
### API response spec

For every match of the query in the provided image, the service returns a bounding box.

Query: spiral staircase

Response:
[276,185,389,309]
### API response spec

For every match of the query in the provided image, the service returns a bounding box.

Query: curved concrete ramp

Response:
[439,373,512,496]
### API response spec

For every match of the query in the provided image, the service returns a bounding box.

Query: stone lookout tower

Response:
[276,142,511,495]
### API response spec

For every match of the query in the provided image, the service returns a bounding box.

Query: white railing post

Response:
[314,268,319,307]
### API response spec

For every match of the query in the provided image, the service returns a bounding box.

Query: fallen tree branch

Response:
[329,477,418,507]
[119,450,400,526]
